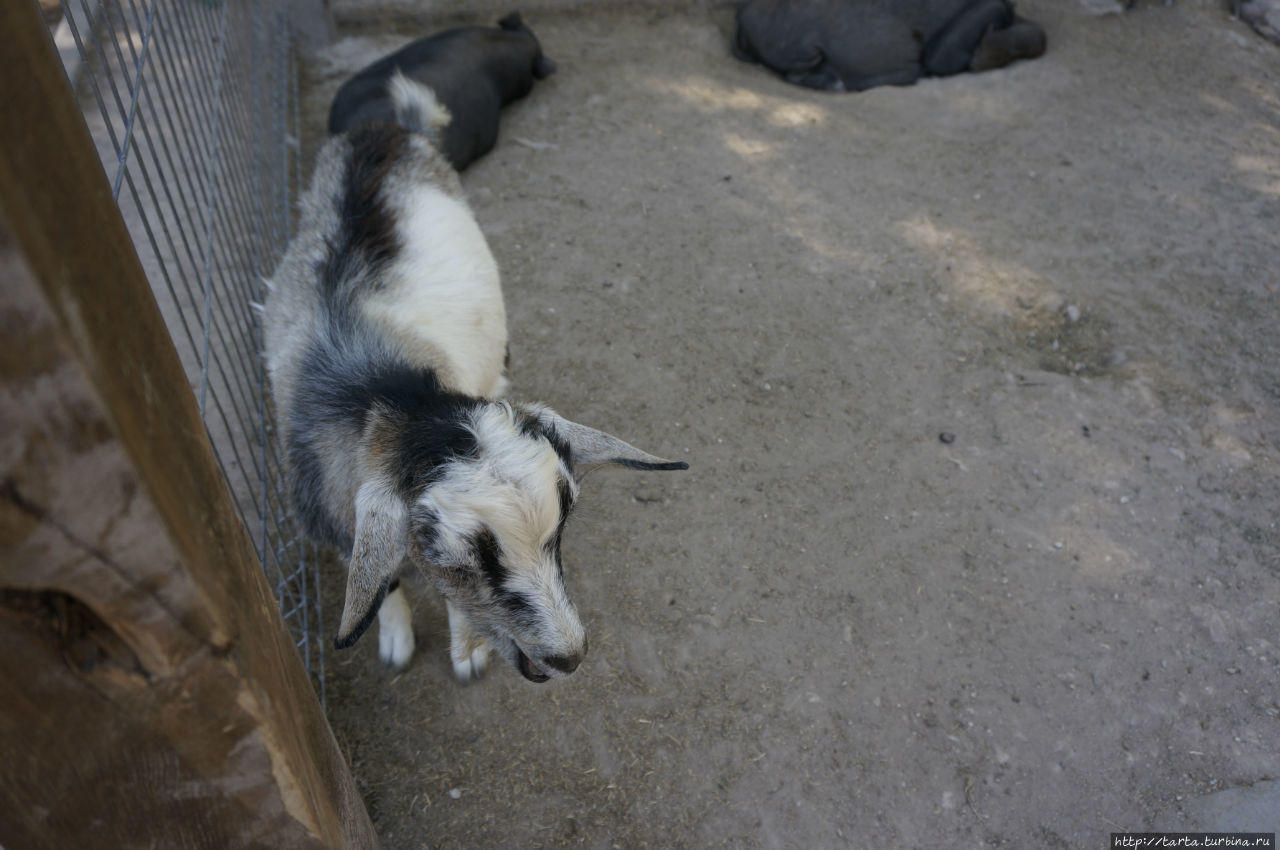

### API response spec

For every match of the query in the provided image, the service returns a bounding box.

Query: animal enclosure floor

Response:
[301,3,1280,846]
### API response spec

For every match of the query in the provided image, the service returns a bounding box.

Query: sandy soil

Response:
[300,2,1280,846]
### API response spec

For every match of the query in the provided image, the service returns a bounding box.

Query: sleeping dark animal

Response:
[732,0,1046,92]
[328,12,556,170]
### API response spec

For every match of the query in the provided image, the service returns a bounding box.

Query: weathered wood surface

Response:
[0,2,373,847]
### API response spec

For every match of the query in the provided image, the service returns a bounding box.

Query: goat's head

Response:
[334,402,686,682]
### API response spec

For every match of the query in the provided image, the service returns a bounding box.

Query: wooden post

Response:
[0,2,375,847]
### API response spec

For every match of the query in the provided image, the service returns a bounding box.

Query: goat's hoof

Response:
[379,623,415,669]
[451,644,490,682]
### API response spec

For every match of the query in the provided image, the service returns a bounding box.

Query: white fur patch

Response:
[378,585,415,668]
[360,185,507,398]
[502,556,586,654]
[387,70,452,137]
[422,406,574,552]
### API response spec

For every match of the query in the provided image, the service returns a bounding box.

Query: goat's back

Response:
[263,124,507,542]
[265,124,506,414]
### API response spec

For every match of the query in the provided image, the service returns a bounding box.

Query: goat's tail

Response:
[387,70,451,143]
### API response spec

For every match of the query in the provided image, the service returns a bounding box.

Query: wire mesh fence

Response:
[49,0,325,702]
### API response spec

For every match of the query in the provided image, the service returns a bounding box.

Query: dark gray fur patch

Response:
[287,433,353,553]
[321,123,408,307]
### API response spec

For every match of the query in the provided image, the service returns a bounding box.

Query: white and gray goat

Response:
[264,77,686,682]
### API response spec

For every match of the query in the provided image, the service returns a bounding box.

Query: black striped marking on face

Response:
[470,528,537,621]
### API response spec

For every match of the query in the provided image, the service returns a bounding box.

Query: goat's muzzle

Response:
[517,644,586,682]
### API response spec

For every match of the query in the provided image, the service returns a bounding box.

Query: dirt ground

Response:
[300,2,1280,846]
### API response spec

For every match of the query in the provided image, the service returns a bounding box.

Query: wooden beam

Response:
[0,2,374,847]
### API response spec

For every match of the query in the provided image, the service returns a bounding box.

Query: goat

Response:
[265,78,686,682]
[327,12,556,171]
[732,0,1046,92]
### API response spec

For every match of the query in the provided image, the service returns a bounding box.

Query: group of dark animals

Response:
[734,0,1046,92]
[327,2,1046,173]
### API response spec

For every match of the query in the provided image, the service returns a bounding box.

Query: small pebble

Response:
[939,432,956,444]
[449,788,462,800]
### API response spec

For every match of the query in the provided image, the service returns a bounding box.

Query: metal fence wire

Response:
[49,0,325,702]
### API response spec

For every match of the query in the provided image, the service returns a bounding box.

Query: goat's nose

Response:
[542,638,587,675]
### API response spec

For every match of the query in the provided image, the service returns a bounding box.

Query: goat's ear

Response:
[534,408,689,472]
[335,482,408,649]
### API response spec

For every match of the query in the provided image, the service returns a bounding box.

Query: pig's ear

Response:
[335,482,408,649]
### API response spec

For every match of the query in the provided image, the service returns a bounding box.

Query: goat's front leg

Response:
[377,581,416,668]
[446,600,491,681]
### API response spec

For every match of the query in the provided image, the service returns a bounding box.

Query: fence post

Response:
[0,2,375,847]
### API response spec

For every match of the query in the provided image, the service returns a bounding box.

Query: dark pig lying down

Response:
[732,0,1046,92]
[328,13,556,170]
